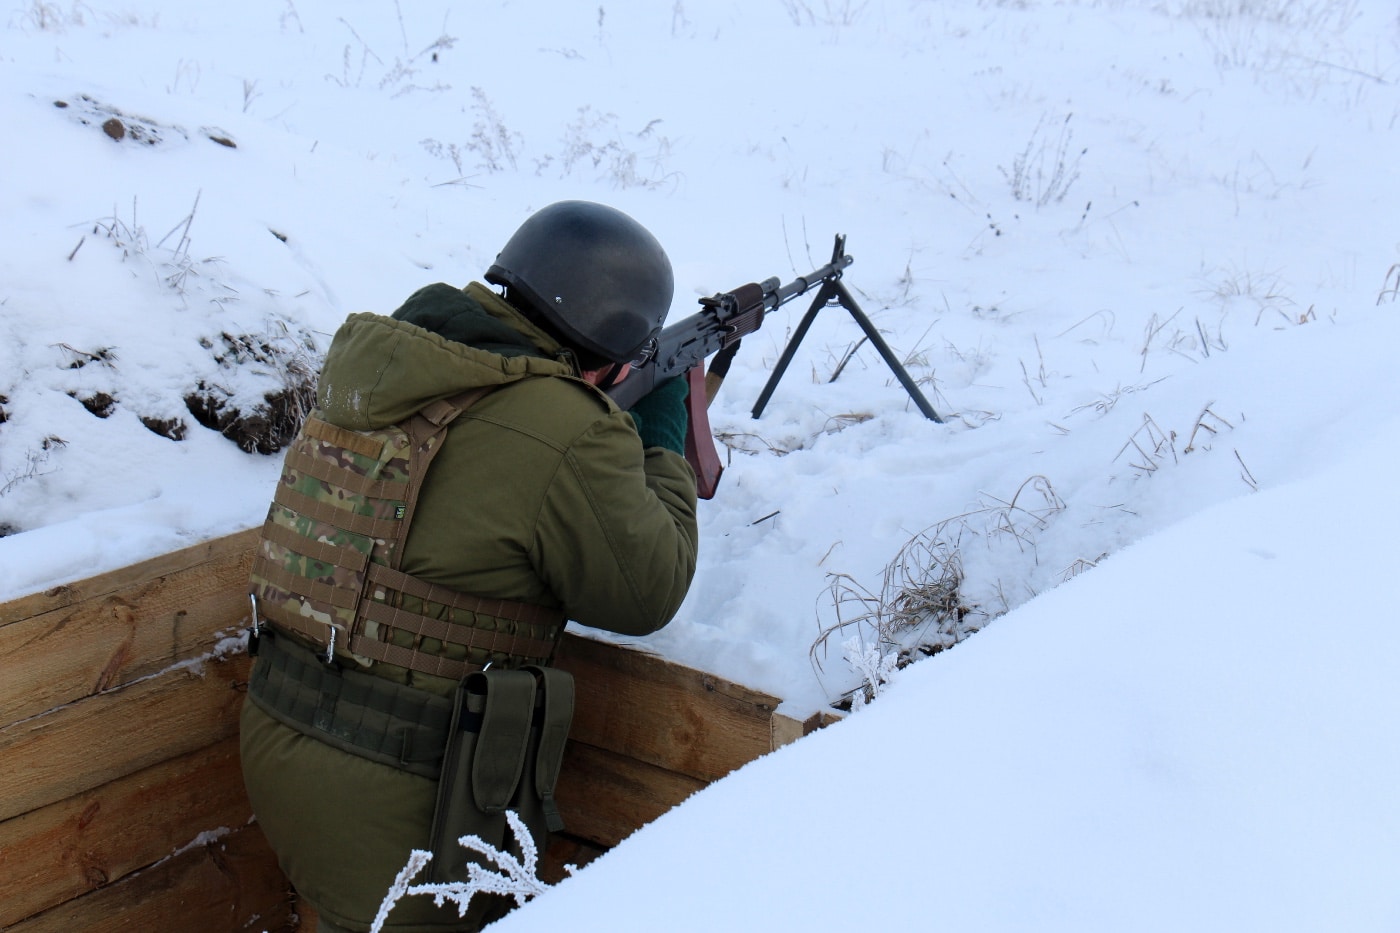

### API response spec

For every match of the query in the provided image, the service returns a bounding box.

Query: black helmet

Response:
[485,201,674,363]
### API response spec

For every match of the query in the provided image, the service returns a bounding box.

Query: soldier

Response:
[240,201,698,932]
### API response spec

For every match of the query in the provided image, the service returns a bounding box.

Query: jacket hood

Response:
[316,282,578,430]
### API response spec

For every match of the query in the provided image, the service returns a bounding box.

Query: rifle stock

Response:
[608,235,854,499]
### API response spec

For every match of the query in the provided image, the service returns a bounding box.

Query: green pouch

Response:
[426,666,575,884]
[428,669,535,884]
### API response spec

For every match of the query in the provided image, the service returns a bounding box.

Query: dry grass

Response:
[716,410,875,460]
[1182,404,1235,454]
[185,324,319,454]
[813,475,1067,708]
[1114,413,1178,475]
[1379,264,1400,305]
[813,532,975,709]
[1000,112,1086,208]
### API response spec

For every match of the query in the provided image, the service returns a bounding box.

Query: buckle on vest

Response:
[322,621,347,668]
[247,593,262,657]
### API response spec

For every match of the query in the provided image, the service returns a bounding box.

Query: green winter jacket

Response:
[241,282,698,932]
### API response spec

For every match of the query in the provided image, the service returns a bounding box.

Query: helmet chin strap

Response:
[592,361,631,390]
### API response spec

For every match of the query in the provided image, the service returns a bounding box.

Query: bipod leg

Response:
[828,279,943,423]
[751,280,839,419]
[751,279,943,423]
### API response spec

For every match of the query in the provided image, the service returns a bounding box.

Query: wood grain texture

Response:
[0,655,249,823]
[0,530,255,726]
[0,736,255,927]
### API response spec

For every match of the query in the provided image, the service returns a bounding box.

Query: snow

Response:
[498,428,1400,931]
[2,0,1398,928]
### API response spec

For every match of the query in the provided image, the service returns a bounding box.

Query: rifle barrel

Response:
[769,251,853,308]
[606,238,854,411]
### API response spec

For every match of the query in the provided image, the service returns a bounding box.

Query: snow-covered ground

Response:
[498,424,1400,930]
[2,1,1398,928]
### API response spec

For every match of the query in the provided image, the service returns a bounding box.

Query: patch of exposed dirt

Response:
[54,94,238,149]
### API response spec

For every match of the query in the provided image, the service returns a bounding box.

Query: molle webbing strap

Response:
[281,445,409,500]
[252,556,361,613]
[366,562,566,628]
[259,519,371,577]
[271,482,403,541]
[253,594,521,683]
[246,631,453,779]
[355,598,557,665]
[300,414,389,460]
[346,636,482,683]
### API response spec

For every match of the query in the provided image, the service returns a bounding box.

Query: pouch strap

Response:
[526,665,575,833]
[470,669,538,814]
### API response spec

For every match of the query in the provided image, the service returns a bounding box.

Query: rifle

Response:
[607,235,855,499]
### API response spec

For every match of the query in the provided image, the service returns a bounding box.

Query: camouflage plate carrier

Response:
[244,388,574,884]
[247,388,566,675]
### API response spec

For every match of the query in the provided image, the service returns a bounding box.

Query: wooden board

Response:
[294,900,319,932]
[0,528,260,626]
[555,633,781,783]
[0,654,248,824]
[772,707,844,748]
[4,822,295,933]
[0,532,255,727]
[555,740,708,849]
[540,834,607,885]
[0,736,254,928]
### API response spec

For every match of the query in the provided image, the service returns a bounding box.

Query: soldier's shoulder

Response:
[488,372,616,420]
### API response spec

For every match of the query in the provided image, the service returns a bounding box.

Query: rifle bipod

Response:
[750,235,943,423]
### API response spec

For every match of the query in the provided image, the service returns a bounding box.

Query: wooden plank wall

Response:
[0,529,295,932]
[0,531,832,931]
